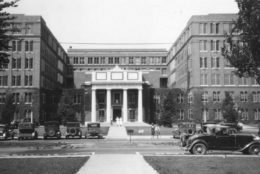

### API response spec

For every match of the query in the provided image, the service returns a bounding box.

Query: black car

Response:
[18,122,38,140]
[185,125,260,155]
[219,122,243,132]
[65,122,82,139]
[0,124,15,140]
[43,121,61,139]
[85,122,102,139]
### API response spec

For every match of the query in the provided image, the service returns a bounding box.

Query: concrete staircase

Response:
[106,126,128,139]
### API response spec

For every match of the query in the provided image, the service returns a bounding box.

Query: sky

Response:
[7,0,239,50]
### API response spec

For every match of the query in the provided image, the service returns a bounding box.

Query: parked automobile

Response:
[65,122,82,139]
[43,121,61,139]
[85,122,102,139]
[219,122,243,132]
[18,122,38,140]
[0,124,15,140]
[185,124,260,155]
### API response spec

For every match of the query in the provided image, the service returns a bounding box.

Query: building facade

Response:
[167,14,260,123]
[0,14,69,124]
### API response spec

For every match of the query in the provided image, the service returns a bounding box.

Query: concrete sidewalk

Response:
[77,154,158,174]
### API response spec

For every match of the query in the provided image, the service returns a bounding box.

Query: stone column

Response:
[91,89,96,122]
[138,88,143,123]
[106,89,111,123]
[123,88,128,122]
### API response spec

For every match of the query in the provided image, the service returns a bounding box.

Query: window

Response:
[161,68,167,75]
[74,94,81,104]
[29,41,33,51]
[0,93,6,103]
[200,57,207,68]
[25,41,33,51]
[12,58,21,69]
[129,109,136,121]
[213,91,220,102]
[241,109,249,120]
[114,93,120,104]
[0,76,8,86]
[108,57,113,64]
[73,57,78,64]
[202,91,208,103]
[80,57,85,64]
[200,73,208,85]
[211,57,220,68]
[199,23,207,34]
[12,40,22,51]
[141,57,146,64]
[115,57,119,64]
[240,91,248,102]
[25,93,32,103]
[214,109,222,120]
[12,41,17,51]
[216,40,219,51]
[215,23,219,34]
[254,109,260,120]
[94,57,99,64]
[210,23,214,34]
[210,40,215,51]
[12,75,21,86]
[177,93,184,103]
[129,57,134,64]
[188,109,193,120]
[88,57,93,64]
[162,57,166,63]
[188,92,193,104]
[25,58,33,69]
[252,92,260,102]
[238,77,248,85]
[101,57,105,64]
[178,109,185,120]
[224,73,235,85]
[13,93,20,103]
[211,73,220,85]
[25,75,33,86]
[17,40,22,51]
[25,23,32,34]
[199,40,207,51]
[129,92,136,105]
[251,78,259,85]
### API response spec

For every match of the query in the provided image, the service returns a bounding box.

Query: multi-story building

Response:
[167,14,260,123]
[67,49,168,124]
[0,14,69,124]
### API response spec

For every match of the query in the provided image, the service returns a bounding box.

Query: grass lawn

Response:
[144,156,260,174]
[0,157,88,174]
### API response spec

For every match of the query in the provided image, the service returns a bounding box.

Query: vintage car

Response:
[43,121,61,139]
[85,122,102,139]
[173,122,196,139]
[0,124,15,140]
[219,122,243,132]
[65,122,82,139]
[185,124,260,155]
[17,122,38,140]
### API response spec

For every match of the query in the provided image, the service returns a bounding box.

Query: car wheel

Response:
[248,145,260,155]
[192,143,207,155]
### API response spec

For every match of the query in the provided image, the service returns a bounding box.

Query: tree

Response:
[0,93,15,124]
[222,0,260,84]
[0,0,19,68]
[221,92,238,123]
[160,91,176,127]
[57,93,77,124]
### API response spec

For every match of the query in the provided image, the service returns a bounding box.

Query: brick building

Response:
[0,14,69,124]
[167,14,260,123]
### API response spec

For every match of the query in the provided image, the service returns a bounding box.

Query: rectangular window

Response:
[13,93,20,103]
[73,57,78,64]
[188,109,193,120]
[108,57,113,64]
[141,57,146,64]
[29,41,33,51]
[162,57,166,63]
[17,40,22,51]
[252,91,260,102]
[254,109,260,120]
[240,91,248,102]
[177,93,184,103]
[12,41,17,51]
[213,91,220,102]
[210,23,214,34]
[115,57,119,64]
[216,40,220,51]
[129,57,134,64]
[25,75,33,86]
[161,68,167,75]
[94,57,99,64]
[224,74,234,85]
[200,57,207,68]
[88,57,93,64]
[202,91,208,103]
[211,57,220,68]
[210,40,215,51]
[211,73,220,85]
[25,93,32,103]
[214,109,222,120]
[216,23,219,34]
[100,57,105,64]
[178,109,185,120]
[200,73,208,85]
[188,92,193,104]
[80,57,85,64]
[200,40,207,51]
[241,109,249,120]
[25,41,29,51]
[238,77,248,85]
[200,23,207,34]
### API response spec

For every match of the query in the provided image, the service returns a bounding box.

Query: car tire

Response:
[248,145,260,155]
[192,143,207,155]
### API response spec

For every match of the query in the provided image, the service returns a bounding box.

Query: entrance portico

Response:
[88,66,143,124]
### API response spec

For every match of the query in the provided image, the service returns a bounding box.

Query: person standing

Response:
[155,124,160,139]
[116,117,119,126]
[151,123,155,138]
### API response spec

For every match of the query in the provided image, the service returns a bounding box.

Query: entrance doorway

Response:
[113,108,122,121]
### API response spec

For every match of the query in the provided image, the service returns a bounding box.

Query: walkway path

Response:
[77,154,158,174]
[106,126,128,139]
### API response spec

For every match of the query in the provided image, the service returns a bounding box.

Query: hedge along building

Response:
[67,49,169,124]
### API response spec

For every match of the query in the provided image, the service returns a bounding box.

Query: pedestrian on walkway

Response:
[151,123,155,138]
[155,124,160,139]
[116,117,119,126]
[119,117,122,126]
